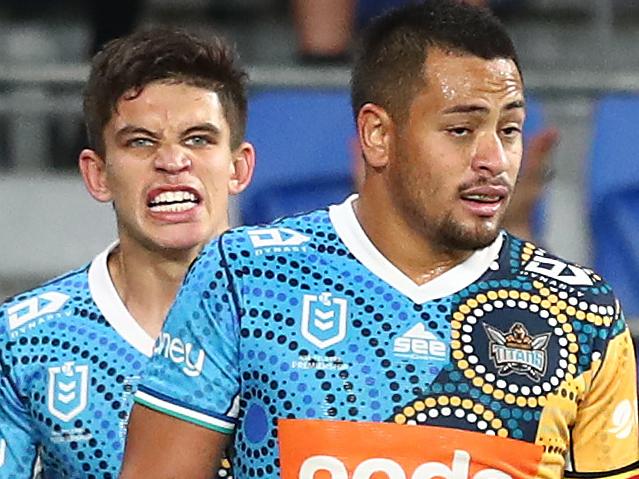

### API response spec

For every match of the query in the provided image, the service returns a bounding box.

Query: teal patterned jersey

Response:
[136,195,638,479]
[0,245,155,478]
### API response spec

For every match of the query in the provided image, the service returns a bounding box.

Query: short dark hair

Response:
[351,0,520,123]
[83,28,248,155]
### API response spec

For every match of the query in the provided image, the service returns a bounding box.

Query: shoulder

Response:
[196,210,329,267]
[180,210,332,301]
[500,233,622,342]
[0,265,90,341]
[503,233,614,304]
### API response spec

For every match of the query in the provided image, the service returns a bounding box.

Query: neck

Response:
[355,186,473,285]
[107,237,203,339]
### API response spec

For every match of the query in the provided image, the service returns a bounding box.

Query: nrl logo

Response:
[47,361,89,422]
[301,292,348,350]
[483,322,550,382]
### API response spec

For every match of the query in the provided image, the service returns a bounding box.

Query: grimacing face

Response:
[390,48,525,251]
[83,81,250,254]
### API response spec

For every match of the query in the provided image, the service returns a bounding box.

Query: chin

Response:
[436,215,502,251]
[150,224,214,253]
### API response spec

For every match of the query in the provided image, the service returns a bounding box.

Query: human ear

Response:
[78,149,113,203]
[357,103,393,169]
[228,141,256,195]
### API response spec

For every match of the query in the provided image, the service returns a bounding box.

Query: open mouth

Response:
[458,185,509,217]
[460,193,503,204]
[147,190,201,213]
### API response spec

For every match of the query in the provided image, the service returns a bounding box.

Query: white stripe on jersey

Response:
[134,390,235,434]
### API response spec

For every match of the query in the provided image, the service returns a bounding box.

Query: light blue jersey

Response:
[0,245,155,479]
[136,195,638,478]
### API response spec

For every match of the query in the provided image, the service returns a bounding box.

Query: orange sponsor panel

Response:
[279,419,543,479]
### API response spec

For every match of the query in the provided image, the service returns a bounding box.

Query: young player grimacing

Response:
[0,28,254,477]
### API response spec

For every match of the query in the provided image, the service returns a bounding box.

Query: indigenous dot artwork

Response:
[0,265,234,478]
[138,200,633,478]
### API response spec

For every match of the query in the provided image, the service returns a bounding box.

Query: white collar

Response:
[329,194,503,304]
[88,242,155,357]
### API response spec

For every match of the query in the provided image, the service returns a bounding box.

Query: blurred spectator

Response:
[292,0,526,65]
[292,0,354,65]
[502,127,559,242]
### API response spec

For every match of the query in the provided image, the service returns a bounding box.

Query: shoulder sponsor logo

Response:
[248,227,310,256]
[279,419,543,479]
[301,293,348,350]
[393,323,448,362]
[523,256,593,286]
[47,361,89,422]
[484,322,550,382]
[155,332,205,377]
[7,291,69,333]
[608,399,638,439]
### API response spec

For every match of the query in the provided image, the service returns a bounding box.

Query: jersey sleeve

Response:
[0,324,40,477]
[134,238,242,434]
[565,305,639,478]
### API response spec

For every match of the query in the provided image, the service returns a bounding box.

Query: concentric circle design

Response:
[451,288,578,404]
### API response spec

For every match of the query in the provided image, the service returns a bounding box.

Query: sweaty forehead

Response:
[424,48,523,105]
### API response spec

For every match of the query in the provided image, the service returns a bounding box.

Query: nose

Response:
[471,131,508,176]
[154,144,192,174]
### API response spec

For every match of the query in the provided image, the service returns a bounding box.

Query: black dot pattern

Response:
[139,207,627,478]
[0,263,234,478]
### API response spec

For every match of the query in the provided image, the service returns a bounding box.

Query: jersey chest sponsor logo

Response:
[47,361,89,422]
[7,291,69,333]
[155,332,205,377]
[393,323,448,362]
[248,227,310,256]
[523,255,593,287]
[301,292,348,349]
[278,419,543,479]
[484,323,550,382]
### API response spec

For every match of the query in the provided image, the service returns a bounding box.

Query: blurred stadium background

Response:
[0,0,638,332]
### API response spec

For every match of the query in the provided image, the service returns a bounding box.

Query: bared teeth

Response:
[149,190,198,206]
[150,202,196,213]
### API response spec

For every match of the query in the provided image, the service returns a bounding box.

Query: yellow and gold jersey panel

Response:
[563,326,638,477]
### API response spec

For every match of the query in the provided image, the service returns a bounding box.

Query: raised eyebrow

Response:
[115,125,160,140]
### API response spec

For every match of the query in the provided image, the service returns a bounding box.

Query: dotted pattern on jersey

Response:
[0,268,146,478]
[0,268,234,479]
[150,209,625,478]
[391,238,621,463]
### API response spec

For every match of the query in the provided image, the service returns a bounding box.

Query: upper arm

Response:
[0,336,39,477]
[0,412,39,479]
[121,240,241,477]
[567,321,639,476]
[120,403,229,479]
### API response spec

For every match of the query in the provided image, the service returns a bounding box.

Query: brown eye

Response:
[448,127,471,137]
[501,127,522,138]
